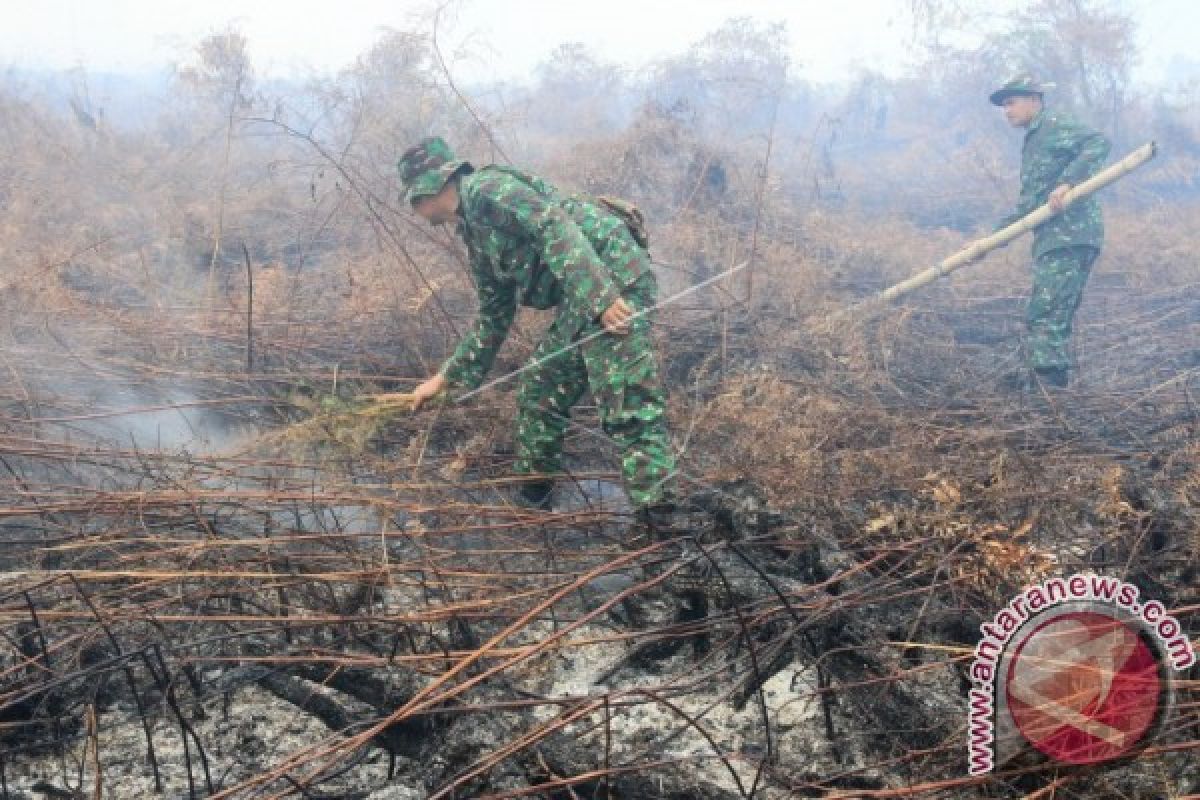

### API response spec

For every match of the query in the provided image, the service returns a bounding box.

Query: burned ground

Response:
[0,254,1196,798]
[1,11,1199,799]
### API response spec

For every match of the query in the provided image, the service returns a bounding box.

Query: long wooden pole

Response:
[876,141,1157,304]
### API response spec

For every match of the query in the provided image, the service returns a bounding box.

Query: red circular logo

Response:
[1005,610,1165,765]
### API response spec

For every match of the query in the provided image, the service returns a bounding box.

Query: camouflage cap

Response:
[398,136,472,204]
[989,73,1056,106]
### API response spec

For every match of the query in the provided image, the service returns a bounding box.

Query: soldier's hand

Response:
[601,297,634,335]
[411,373,447,410]
[1048,183,1072,211]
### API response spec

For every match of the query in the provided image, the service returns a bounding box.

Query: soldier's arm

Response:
[482,175,623,322]
[439,259,518,391]
[1057,117,1111,187]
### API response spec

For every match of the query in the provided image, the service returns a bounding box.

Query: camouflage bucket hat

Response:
[398,136,472,204]
[989,73,1056,106]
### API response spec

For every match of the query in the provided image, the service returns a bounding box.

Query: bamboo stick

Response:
[876,141,1158,304]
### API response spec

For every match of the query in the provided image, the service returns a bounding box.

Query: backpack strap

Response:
[595,195,650,249]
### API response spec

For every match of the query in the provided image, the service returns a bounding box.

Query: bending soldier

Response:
[398,137,677,523]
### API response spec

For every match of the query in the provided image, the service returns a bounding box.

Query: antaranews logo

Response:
[967,573,1195,775]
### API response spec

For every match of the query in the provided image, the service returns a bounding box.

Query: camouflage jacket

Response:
[997,109,1111,259]
[440,166,650,390]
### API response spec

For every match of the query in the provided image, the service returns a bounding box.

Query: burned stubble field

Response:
[2,17,1199,795]
[0,211,1197,798]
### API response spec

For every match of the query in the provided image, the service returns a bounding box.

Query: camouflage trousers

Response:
[513,271,675,507]
[1026,245,1098,371]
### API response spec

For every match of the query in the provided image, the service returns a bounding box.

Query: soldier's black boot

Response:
[516,479,554,511]
[1033,366,1069,388]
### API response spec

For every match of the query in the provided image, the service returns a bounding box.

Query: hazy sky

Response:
[2,0,1196,86]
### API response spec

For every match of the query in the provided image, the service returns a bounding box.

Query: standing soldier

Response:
[398,137,677,528]
[989,75,1111,388]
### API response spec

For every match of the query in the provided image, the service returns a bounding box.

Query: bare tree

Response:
[177,29,256,309]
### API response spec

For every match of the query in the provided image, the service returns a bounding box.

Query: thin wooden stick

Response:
[242,242,254,373]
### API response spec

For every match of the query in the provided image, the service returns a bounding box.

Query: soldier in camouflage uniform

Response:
[989,75,1111,388]
[398,137,676,515]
